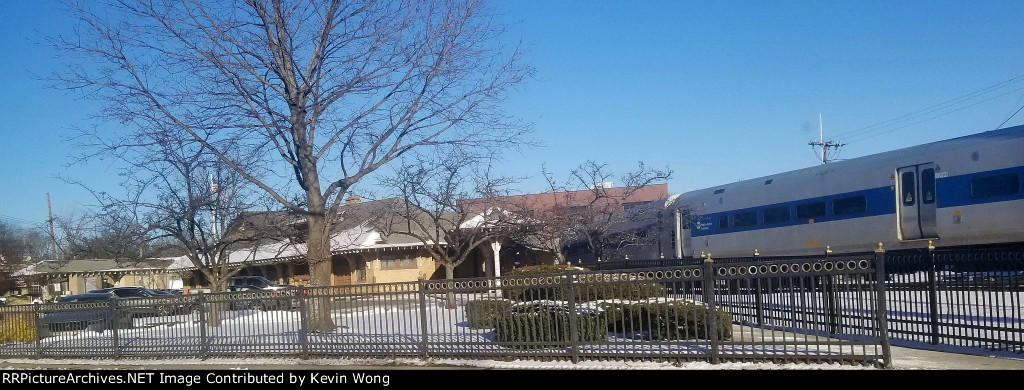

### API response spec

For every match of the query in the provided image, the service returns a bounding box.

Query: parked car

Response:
[37,293,134,337]
[87,287,184,316]
[223,284,298,311]
[229,276,293,291]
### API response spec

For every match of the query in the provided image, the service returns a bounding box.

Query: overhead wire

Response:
[828,74,1024,144]
[843,84,1024,144]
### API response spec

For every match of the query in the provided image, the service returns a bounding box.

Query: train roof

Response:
[678,124,1024,207]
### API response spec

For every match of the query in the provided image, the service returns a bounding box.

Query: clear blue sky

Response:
[2,0,1024,229]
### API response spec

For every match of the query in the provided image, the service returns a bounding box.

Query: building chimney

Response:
[345,195,362,205]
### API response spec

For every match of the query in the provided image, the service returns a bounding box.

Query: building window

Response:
[762,206,790,224]
[922,168,936,204]
[796,201,826,219]
[971,173,1019,199]
[568,205,592,215]
[732,211,758,228]
[622,202,647,212]
[357,268,366,281]
[901,172,916,206]
[381,254,417,269]
[833,195,867,215]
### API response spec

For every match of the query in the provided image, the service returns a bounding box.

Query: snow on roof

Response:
[17,222,448,275]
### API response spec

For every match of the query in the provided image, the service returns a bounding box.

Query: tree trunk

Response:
[444,264,457,309]
[305,213,336,332]
[553,250,565,266]
[207,276,228,326]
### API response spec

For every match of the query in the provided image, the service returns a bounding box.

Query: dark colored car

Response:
[87,287,184,316]
[223,284,297,311]
[37,293,134,337]
[229,276,293,291]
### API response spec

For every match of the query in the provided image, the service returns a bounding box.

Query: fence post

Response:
[702,256,720,364]
[821,249,839,335]
[926,244,940,345]
[109,298,121,359]
[32,303,42,358]
[197,292,208,358]
[874,248,892,368]
[418,278,430,360]
[565,271,580,364]
[298,288,309,359]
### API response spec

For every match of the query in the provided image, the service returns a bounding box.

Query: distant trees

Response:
[512,161,672,263]
[0,220,50,292]
[55,0,531,331]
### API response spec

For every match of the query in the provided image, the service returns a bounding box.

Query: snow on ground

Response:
[0,356,869,370]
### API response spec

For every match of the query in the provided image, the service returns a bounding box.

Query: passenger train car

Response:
[673,124,1024,258]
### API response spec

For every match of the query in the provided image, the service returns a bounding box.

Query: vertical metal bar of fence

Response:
[565,271,580,363]
[32,303,42,358]
[418,279,429,360]
[874,250,892,368]
[824,274,839,336]
[299,289,309,358]
[755,278,765,326]
[197,292,208,358]
[702,258,720,364]
[927,249,940,345]
[109,298,121,359]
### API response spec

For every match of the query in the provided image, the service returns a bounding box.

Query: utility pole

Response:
[809,113,846,164]
[209,173,219,240]
[46,193,57,260]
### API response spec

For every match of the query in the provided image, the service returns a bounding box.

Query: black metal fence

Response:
[885,246,1024,353]
[593,247,1024,355]
[0,256,889,366]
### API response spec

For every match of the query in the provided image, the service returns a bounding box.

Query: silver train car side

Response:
[670,125,1024,258]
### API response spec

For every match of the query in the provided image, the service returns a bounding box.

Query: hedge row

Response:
[0,313,37,343]
[474,299,732,346]
[600,301,732,341]
[465,299,514,329]
[494,308,607,348]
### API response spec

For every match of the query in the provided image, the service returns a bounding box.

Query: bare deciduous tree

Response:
[497,161,672,264]
[54,0,531,331]
[378,156,519,308]
[0,221,50,293]
[563,161,672,261]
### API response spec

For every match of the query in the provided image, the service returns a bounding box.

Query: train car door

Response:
[896,163,938,240]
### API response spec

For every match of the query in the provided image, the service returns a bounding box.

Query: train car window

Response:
[971,173,1020,199]
[719,215,729,230]
[732,211,758,228]
[796,201,826,219]
[921,168,936,204]
[901,172,916,206]
[833,195,867,215]
[762,206,790,224]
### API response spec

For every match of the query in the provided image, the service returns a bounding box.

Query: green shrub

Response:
[600,301,732,341]
[502,266,667,302]
[494,304,607,348]
[465,299,514,329]
[0,313,37,343]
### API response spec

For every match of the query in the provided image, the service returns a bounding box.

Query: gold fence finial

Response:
[875,242,885,253]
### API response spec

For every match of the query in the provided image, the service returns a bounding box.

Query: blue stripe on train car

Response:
[690,186,896,238]
[689,165,1024,238]
[936,165,1024,208]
